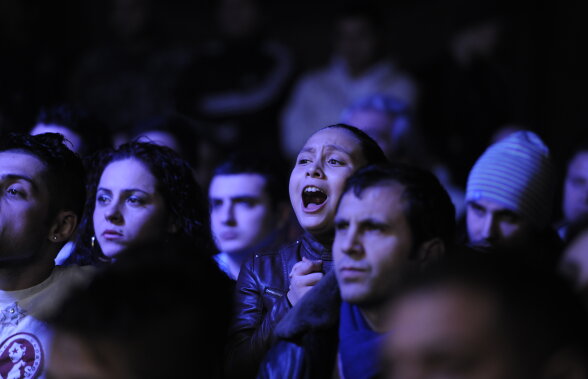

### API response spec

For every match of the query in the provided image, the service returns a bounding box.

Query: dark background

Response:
[1,0,586,174]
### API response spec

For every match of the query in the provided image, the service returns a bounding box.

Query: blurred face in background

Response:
[563,151,588,224]
[210,173,276,254]
[383,285,523,379]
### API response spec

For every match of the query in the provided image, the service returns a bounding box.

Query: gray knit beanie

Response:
[466,131,555,229]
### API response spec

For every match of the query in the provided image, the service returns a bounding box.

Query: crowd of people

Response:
[2,1,588,378]
[1,124,588,378]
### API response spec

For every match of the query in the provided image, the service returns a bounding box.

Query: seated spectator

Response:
[383,254,588,379]
[47,241,232,379]
[258,163,456,378]
[226,124,387,378]
[281,5,417,160]
[30,104,110,155]
[559,144,588,240]
[209,151,290,280]
[69,142,213,265]
[0,133,93,378]
[464,130,561,267]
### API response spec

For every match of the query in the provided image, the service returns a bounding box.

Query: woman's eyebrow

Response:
[324,144,352,155]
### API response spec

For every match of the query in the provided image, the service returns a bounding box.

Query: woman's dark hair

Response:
[70,141,213,265]
[320,123,388,166]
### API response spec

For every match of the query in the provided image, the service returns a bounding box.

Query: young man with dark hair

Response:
[383,254,588,379]
[209,151,290,280]
[0,132,91,378]
[257,163,455,378]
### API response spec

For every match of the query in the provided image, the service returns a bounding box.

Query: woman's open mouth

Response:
[302,186,328,212]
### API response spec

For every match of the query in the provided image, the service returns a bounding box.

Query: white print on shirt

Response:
[0,304,26,328]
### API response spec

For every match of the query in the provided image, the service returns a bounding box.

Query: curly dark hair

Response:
[71,141,214,265]
[0,132,86,220]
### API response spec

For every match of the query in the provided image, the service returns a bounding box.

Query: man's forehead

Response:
[0,150,47,176]
[469,198,518,214]
[338,183,406,216]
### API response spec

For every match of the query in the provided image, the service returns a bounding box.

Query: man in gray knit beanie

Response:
[465,130,557,253]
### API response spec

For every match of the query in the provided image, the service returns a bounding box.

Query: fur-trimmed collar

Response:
[275,270,341,339]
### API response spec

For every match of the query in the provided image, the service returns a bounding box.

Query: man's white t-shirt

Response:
[0,266,93,379]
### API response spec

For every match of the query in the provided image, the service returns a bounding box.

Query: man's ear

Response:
[415,238,445,265]
[47,211,78,243]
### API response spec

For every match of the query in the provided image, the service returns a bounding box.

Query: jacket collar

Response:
[300,232,333,262]
[275,270,340,339]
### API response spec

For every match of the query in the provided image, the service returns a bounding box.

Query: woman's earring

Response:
[91,236,96,248]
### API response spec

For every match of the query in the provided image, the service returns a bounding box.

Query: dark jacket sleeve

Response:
[257,340,309,379]
[225,254,293,379]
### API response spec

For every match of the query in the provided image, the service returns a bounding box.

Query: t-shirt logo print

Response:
[0,333,43,379]
[0,304,26,327]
